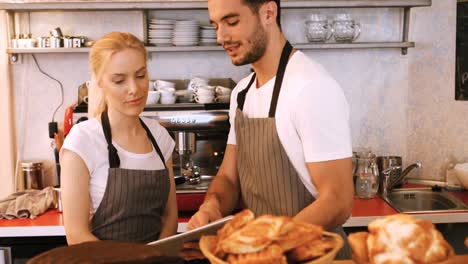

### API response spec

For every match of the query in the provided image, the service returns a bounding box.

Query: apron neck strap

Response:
[101,109,120,168]
[269,41,293,118]
[139,119,168,170]
[236,41,294,118]
[101,110,167,170]
[237,73,256,111]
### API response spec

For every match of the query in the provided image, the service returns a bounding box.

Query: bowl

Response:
[454,163,468,189]
[146,91,160,105]
[199,231,344,264]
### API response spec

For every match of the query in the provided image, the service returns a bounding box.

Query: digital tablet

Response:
[147,215,234,256]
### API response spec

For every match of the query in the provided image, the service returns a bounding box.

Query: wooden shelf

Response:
[0,0,432,11]
[6,42,415,54]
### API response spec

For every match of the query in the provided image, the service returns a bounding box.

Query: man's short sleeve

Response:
[293,79,352,162]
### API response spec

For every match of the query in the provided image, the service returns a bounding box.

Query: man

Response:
[188,0,353,258]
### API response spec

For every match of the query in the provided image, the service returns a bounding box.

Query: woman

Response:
[60,32,178,245]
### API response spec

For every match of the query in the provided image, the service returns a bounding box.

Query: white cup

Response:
[175,89,194,103]
[154,80,176,90]
[214,95,230,103]
[196,87,216,96]
[160,94,176,104]
[188,77,209,90]
[193,94,214,104]
[146,91,161,105]
[215,86,232,95]
[160,88,176,97]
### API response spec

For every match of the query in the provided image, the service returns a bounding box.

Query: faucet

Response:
[382,162,422,196]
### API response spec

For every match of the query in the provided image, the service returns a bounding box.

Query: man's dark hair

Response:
[243,0,281,30]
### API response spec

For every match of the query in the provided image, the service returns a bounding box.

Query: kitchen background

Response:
[0,0,466,197]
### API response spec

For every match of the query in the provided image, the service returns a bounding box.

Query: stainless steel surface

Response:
[143,110,230,132]
[382,188,468,213]
[63,37,73,48]
[405,177,446,186]
[388,162,422,190]
[0,0,432,11]
[377,156,402,193]
[176,175,213,194]
[175,131,196,155]
[377,156,421,194]
[381,165,401,197]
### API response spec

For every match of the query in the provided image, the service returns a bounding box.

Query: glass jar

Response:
[355,156,379,199]
[305,13,332,42]
[332,14,361,42]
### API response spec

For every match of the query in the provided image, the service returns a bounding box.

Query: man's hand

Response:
[187,203,223,230]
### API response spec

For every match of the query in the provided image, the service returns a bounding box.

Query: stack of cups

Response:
[214,86,232,103]
[153,80,176,104]
[192,85,215,104]
[188,77,214,104]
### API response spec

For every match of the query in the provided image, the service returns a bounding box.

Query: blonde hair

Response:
[89,32,147,117]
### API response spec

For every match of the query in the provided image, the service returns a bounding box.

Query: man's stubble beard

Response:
[232,23,269,66]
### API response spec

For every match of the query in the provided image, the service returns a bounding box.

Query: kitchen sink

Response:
[175,175,214,194]
[382,188,468,214]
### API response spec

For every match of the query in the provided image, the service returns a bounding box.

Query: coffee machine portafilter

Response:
[175,131,200,184]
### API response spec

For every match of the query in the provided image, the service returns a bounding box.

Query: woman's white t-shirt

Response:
[61,117,175,216]
[227,51,352,198]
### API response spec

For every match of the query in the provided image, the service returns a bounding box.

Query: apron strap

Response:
[101,109,121,168]
[269,41,293,118]
[237,73,256,111]
[236,41,293,116]
[140,119,168,170]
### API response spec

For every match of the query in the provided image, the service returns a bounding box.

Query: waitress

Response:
[60,32,177,244]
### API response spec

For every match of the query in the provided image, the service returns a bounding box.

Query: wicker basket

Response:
[199,231,344,264]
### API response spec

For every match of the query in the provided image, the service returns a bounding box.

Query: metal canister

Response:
[37,36,49,48]
[72,37,81,48]
[49,36,61,48]
[63,37,73,48]
[20,161,44,190]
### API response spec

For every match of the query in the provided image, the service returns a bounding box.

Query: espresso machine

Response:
[141,106,230,184]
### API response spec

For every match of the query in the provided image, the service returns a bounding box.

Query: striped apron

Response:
[235,41,351,259]
[90,109,170,243]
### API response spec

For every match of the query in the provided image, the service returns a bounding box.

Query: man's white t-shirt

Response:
[227,51,352,198]
[61,117,175,216]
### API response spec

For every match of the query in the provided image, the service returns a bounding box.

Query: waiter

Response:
[188,0,353,258]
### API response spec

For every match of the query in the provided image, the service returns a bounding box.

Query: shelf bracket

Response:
[402,7,411,55]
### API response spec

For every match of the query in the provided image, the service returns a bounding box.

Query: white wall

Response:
[2,2,464,197]
[408,0,468,179]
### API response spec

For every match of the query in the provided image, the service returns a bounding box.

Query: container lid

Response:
[20,160,43,168]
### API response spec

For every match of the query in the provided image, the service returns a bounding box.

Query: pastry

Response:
[349,214,454,264]
[220,215,289,254]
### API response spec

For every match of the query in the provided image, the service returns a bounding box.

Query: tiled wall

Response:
[9,1,464,187]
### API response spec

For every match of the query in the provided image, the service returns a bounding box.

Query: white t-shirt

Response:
[61,117,175,216]
[227,51,352,198]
